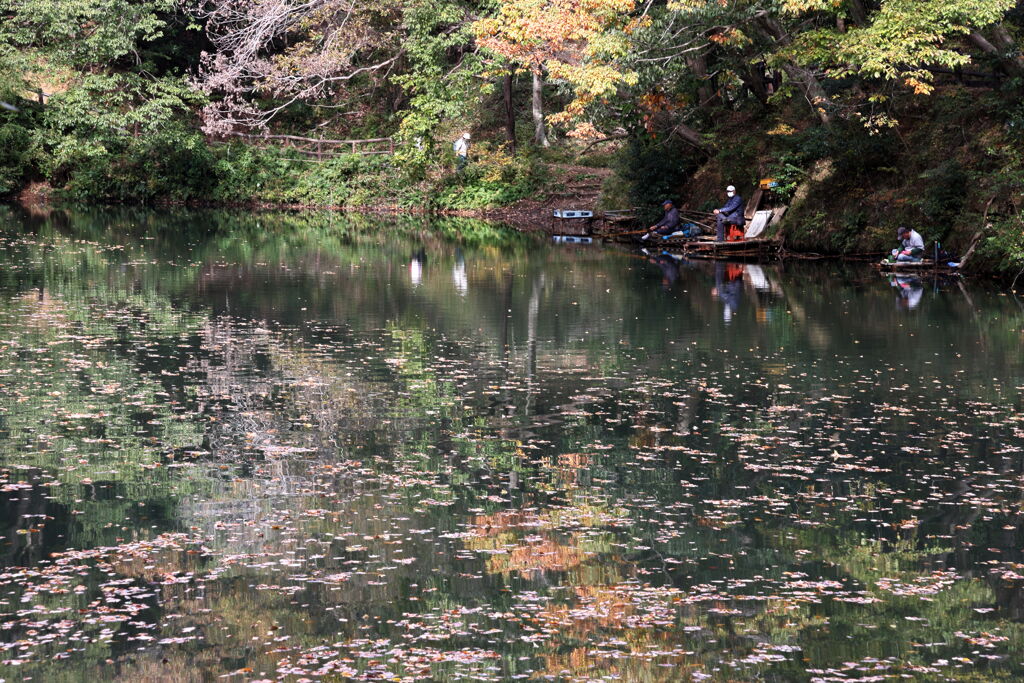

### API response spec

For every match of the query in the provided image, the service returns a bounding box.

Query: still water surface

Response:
[0,206,1023,682]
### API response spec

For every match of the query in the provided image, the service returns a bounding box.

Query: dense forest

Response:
[1,0,1023,273]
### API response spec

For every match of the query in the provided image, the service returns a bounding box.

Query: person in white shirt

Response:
[896,226,925,262]
[453,132,470,171]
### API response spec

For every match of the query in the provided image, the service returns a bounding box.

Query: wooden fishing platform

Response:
[877,259,960,274]
[683,237,781,260]
[596,178,788,259]
[595,227,781,259]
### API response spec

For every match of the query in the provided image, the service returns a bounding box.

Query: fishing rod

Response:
[601,228,650,238]
[600,209,714,238]
[683,218,714,230]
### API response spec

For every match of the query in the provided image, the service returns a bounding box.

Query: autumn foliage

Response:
[473,0,639,137]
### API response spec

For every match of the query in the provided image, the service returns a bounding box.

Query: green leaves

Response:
[0,0,176,69]
[394,0,486,167]
[836,0,1016,94]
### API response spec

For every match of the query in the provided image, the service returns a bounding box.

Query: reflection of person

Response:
[452,248,468,296]
[641,200,681,241]
[890,275,923,310]
[453,132,470,171]
[410,248,426,288]
[645,250,681,290]
[893,226,924,262]
[713,185,744,242]
[712,262,743,322]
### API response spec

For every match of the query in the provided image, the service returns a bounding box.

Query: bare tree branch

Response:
[187,0,402,133]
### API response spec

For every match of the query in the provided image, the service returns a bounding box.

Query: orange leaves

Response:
[903,77,934,96]
[623,15,652,35]
[637,91,688,134]
[707,27,749,47]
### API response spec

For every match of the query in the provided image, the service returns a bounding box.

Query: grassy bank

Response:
[2,120,549,213]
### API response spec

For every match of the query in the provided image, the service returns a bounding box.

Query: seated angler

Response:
[713,185,744,242]
[641,200,681,241]
[894,226,924,262]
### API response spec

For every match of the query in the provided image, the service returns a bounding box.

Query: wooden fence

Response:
[210,131,396,159]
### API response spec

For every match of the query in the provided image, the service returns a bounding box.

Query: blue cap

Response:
[661,199,673,205]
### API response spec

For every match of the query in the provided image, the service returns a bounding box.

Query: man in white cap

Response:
[453,132,471,171]
[713,185,744,242]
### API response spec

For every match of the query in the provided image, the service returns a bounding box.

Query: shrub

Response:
[433,144,545,209]
[917,160,968,235]
[616,135,697,225]
[59,126,217,204]
[211,145,298,203]
[0,120,38,197]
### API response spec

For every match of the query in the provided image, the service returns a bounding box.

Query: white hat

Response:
[726,185,736,192]
[463,132,471,139]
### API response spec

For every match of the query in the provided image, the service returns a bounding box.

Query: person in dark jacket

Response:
[714,185,744,242]
[641,200,681,240]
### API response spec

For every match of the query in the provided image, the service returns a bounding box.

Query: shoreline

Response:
[4,195,1018,286]
[10,187,559,232]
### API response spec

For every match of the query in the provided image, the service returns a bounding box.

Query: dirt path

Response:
[476,164,613,231]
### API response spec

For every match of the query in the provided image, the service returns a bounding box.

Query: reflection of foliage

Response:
[0,236,208,552]
[2,209,1024,681]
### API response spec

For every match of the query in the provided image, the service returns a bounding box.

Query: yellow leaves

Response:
[767,123,797,136]
[780,0,844,15]
[565,121,601,139]
[472,0,637,135]
[665,0,702,10]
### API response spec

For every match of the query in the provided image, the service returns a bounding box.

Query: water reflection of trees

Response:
[3,208,1024,680]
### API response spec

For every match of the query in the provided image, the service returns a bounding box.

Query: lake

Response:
[1,205,1023,682]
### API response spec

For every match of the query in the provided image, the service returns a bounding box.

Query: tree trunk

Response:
[738,64,770,106]
[990,24,1018,51]
[846,0,868,26]
[531,71,548,147]
[969,30,1001,56]
[755,12,831,125]
[671,121,710,156]
[686,53,718,107]
[503,73,517,154]
[782,63,832,125]
[990,24,1024,76]
[969,29,1024,78]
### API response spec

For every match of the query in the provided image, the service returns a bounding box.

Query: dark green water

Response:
[1,206,1023,682]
